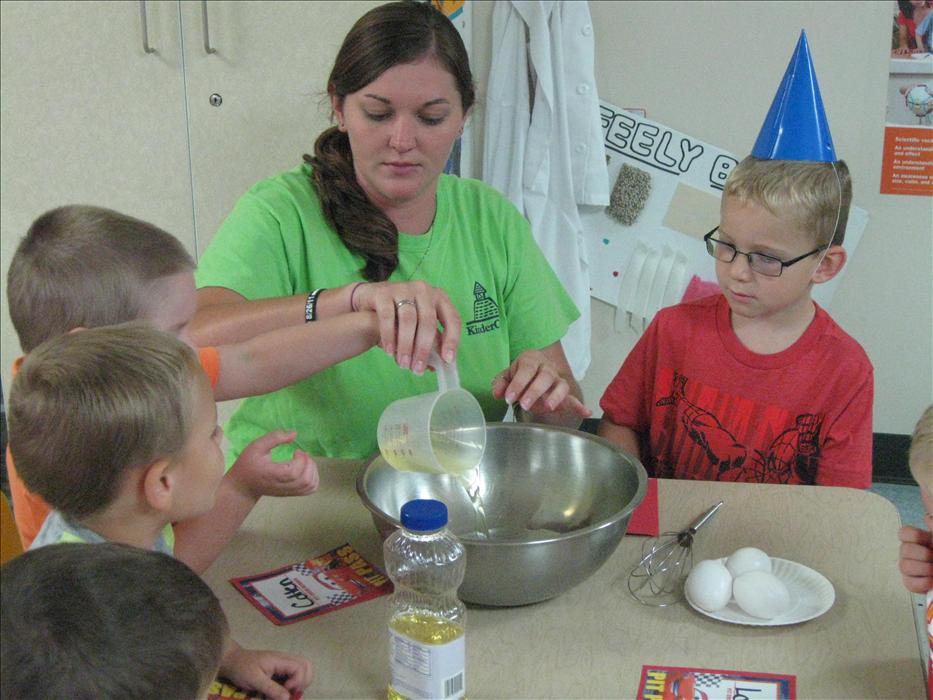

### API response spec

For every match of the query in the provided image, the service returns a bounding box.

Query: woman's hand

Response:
[350,281,460,374]
[898,525,933,593]
[491,345,592,427]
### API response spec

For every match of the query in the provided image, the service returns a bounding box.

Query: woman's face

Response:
[332,55,467,216]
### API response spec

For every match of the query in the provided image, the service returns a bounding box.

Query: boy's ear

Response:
[812,245,846,284]
[141,457,175,513]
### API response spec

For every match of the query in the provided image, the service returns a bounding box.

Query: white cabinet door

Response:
[179,0,381,256]
[0,0,194,399]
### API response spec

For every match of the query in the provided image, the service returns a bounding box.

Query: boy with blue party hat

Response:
[599,31,873,488]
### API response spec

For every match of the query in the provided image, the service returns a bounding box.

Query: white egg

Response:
[733,570,791,619]
[685,559,733,612]
[726,547,772,578]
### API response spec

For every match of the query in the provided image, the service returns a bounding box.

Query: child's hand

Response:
[221,640,313,700]
[229,430,320,500]
[898,525,933,593]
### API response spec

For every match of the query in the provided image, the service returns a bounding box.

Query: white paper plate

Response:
[685,557,835,626]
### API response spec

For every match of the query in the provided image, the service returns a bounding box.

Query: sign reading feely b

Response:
[582,102,867,330]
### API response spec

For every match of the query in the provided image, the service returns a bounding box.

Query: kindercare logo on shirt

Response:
[466,282,500,336]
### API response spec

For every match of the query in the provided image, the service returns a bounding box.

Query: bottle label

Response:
[389,627,465,699]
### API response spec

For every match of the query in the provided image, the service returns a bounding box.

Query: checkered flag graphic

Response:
[327,591,355,605]
[692,674,722,689]
[293,563,314,577]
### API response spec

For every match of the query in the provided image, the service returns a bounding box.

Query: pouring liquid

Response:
[458,468,490,540]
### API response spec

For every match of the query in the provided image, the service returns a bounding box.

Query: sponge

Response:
[606,163,652,226]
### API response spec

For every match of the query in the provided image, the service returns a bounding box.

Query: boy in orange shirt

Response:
[6,204,384,568]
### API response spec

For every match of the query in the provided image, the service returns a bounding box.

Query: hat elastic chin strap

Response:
[813,161,843,274]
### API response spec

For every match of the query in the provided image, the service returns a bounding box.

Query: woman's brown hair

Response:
[304,1,475,282]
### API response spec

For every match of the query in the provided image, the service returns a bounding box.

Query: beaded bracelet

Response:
[305,288,325,322]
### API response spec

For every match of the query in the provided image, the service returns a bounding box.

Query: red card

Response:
[627,478,659,536]
[230,543,392,626]
[637,665,795,699]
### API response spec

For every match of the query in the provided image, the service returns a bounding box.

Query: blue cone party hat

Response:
[751,30,836,162]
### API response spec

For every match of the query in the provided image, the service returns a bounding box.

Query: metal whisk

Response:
[627,500,723,607]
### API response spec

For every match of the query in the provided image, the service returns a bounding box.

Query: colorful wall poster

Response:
[883,2,932,195]
[881,53,933,196]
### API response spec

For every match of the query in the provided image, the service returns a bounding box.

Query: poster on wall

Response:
[882,2,933,196]
[582,102,868,332]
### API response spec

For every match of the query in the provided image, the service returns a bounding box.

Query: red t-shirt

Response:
[600,294,873,487]
[7,347,221,549]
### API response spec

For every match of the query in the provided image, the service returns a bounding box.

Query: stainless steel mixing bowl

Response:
[357,422,647,606]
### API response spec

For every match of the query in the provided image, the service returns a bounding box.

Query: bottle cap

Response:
[400,499,448,531]
[750,30,837,162]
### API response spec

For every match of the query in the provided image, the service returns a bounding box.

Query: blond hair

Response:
[6,205,194,352]
[910,405,933,494]
[723,157,852,247]
[8,324,204,519]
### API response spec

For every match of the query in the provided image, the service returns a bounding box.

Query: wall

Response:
[470,0,932,435]
[1,1,929,437]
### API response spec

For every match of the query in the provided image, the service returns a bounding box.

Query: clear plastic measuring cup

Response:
[377,352,486,476]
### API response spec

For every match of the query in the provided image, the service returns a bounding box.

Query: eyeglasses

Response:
[703,227,825,278]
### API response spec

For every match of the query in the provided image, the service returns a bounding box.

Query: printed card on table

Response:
[208,679,303,700]
[638,665,795,700]
[231,543,392,626]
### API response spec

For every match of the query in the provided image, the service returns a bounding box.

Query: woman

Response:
[192,1,589,463]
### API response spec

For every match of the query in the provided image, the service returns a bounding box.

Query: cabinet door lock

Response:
[209,93,223,107]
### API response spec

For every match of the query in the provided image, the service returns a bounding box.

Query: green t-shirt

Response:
[196,164,579,462]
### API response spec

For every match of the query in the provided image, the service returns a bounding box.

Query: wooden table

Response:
[203,458,924,699]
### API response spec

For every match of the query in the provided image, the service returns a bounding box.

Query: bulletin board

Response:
[582,101,868,332]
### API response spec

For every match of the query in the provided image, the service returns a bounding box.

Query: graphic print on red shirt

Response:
[599,295,873,488]
[654,369,823,483]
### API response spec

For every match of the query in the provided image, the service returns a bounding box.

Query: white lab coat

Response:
[482,0,609,378]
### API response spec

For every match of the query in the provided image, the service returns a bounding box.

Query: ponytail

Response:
[304,128,399,282]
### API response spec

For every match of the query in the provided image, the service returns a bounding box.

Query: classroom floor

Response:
[871,482,924,529]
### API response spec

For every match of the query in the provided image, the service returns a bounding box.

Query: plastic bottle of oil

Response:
[384,499,466,700]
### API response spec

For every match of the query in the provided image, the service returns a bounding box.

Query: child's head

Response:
[709,157,852,319]
[1,542,227,700]
[723,157,852,249]
[910,405,933,507]
[8,324,224,525]
[7,205,196,352]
